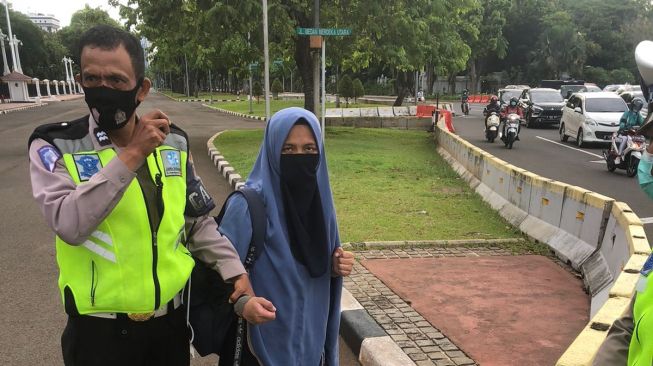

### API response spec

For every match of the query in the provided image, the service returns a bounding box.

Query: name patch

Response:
[37,146,61,173]
[74,153,102,181]
[161,150,182,177]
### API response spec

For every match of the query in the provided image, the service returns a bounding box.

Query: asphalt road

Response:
[452,103,653,241]
[0,93,359,365]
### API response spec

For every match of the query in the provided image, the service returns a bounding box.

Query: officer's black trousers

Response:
[61,306,190,366]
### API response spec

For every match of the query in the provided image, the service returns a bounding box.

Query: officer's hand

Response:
[332,247,355,277]
[242,297,276,324]
[129,110,171,156]
[230,273,254,303]
[120,110,171,171]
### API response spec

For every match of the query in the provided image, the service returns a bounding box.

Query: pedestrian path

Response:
[345,246,588,366]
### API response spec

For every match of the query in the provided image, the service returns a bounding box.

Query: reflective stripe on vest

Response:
[629,271,653,365]
[56,147,194,314]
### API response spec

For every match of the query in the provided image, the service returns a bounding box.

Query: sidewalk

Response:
[348,247,589,366]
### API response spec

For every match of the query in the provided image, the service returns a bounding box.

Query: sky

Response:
[10,0,124,27]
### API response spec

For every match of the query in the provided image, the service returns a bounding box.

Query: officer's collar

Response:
[88,114,140,151]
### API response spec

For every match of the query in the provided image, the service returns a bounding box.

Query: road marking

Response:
[589,160,605,164]
[535,136,604,159]
[640,217,653,225]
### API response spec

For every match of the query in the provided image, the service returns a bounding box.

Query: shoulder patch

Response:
[37,146,61,172]
[74,153,102,182]
[93,128,111,147]
[161,150,182,177]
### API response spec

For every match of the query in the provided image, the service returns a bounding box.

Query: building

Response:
[28,13,60,33]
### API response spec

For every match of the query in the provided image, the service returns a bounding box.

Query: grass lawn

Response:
[209,99,380,117]
[159,90,240,100]
[215,127,535,249]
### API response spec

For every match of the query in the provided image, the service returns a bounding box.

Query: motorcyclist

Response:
[616,97,645,157]
[499,97,523,139]
[483,95,501,128]
[461,89,470,114]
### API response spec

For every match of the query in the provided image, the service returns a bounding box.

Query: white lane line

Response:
[640,217,653,225]
[589,160,605,164]
[535,136,604,159]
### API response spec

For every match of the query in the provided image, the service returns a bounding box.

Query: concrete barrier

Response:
[378,107,395,117]
[393,106,410,116]
[433,120,651,365]
[360,107,379,117]
[325,108,343,118]
[342,108,361,118]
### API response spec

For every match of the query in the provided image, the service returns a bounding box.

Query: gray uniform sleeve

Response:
[184,152,246,281]
[29,138,136,244]
[593,297,634,366]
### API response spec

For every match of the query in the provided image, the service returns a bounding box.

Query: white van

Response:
[559,92,628,147]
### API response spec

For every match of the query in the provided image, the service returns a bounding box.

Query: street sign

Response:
[295,28,352,36]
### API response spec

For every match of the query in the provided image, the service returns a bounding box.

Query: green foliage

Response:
[58,5,121,66]
[271,78,283,98]
[610,68,636,85]
[352,78,365,102]
[0,4,50,78]
[252,81,262,103]
[339,75,354,106]
[583,66,610,87]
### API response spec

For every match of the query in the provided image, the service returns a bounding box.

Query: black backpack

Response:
[187,187,266,358]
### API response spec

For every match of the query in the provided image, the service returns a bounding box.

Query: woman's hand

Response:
[332,247,355,277]
[242,297,277,324]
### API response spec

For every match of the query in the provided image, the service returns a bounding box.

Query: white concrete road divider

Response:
[433,120,651,365]
[378,107,395,117]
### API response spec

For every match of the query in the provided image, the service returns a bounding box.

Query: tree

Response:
[339,75,354,107]
[58,5,121,66]
[352,78,365,103]
[253,81,263,103]
[610,68,636,85]
[271,78,283,99]
[583,66,609,87]
[0,4,49,78]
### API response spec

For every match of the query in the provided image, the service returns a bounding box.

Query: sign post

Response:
[295,27,352,140]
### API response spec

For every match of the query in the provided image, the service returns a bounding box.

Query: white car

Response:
[559,92,628,147]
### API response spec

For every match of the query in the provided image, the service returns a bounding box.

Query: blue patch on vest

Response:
[162,150,181,177]
[74,154,102,181]
[38,146,61,173]
[642,252,653,277]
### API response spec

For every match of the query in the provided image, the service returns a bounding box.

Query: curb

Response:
[341,238,525,251]
[0,102,48,114]
[202,104,267,121]
[207,131,414,365]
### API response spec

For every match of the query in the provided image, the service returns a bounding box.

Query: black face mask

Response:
[279,154,328,277]
[83,80,142,131]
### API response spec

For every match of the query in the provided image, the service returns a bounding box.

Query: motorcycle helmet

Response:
[490,95,498,103]
[509,97,518,107]
[632,97,645,113]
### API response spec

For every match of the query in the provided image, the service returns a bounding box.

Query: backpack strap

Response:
[215,187,266,270]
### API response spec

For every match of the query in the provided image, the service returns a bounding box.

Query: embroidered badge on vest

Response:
[74,153,102,181]
[38,146,61,173]
[162,150,181,177]
[94,128,111,147]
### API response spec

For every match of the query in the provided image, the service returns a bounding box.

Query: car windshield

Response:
[560,85,585,97]
[585,98,627,113]
[500,90,522,102]
[531,91,563,103]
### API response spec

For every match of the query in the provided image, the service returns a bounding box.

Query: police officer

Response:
[28,25,275,366]
[593,40,653,365]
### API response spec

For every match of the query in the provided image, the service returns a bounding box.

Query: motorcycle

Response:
[461,99,470,115]
[603,129,647,177]
[500,113,521,149]
[485,112,500,143]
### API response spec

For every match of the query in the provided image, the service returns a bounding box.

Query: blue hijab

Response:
[219,107,342,365]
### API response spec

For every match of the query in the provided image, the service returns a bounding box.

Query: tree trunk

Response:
[469,60,478,94]
[295,35,315,113]
[448,73,456,95]
[393,71,410,106]
[426,62,435,95]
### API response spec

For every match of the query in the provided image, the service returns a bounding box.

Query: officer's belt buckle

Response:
[127,312,154,321]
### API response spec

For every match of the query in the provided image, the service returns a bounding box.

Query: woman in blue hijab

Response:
[219,107,354,365]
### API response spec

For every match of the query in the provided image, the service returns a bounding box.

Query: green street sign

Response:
[295,28,352,36]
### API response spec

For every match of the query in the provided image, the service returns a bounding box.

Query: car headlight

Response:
[584,118,598,126]
[532,106,543,115]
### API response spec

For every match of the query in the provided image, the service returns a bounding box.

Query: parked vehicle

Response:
[603,129,646,177]
[485,112,500,143]
[520,88,565,128]
[501,113,521,149]
[559,92,628,147]
[604,84,625,92]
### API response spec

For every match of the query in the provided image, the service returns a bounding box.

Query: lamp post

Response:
[262,0,270,121]
[3,0,16,72]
